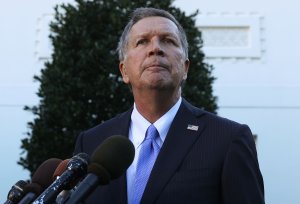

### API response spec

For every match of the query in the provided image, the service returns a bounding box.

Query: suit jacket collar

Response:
[112,108,133,204]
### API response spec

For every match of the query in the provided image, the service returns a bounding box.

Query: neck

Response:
[133,89,181,123]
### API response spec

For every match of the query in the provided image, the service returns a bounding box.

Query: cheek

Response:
[123,56,142,80]
[171,55,186,71]
[126,51,144,67]
[127,54,147,76]
[170,49,185,63]
[171,58,188,80]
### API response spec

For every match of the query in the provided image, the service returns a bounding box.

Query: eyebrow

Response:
[134,31,179,39]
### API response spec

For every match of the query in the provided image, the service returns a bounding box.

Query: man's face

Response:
[119,16,189,93]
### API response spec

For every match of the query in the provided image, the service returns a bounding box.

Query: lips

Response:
[147,64,165,68]
[144,61,169,71]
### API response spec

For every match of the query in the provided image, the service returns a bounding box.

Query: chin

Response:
[147,82,175,91]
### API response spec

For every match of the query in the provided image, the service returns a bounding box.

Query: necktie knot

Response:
[145,124,159,141]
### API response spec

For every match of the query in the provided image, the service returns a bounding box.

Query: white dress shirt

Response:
[126,97,182,204]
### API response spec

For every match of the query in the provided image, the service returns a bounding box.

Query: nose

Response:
[148,38,164,57]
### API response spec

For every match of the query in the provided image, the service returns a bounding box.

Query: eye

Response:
[163,38,178,46]
[136,39,148,46]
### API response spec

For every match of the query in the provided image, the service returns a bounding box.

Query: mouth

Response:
[145,65,167,73]
[147,64,165,68]
[144,62,169,72]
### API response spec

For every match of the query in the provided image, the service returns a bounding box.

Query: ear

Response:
[119,62,130,84]
[183,59,190,80]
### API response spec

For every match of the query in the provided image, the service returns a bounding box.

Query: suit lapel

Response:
[141,100,206,203]
[109,108,132,204]
[114,107,133,137]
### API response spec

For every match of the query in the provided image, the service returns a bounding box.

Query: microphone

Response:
[4,180,28,204]
[18,158,62,204]
[32,153,90,204]
[65,135,135,204]
[52,159,70,184]
[52,159,75,204]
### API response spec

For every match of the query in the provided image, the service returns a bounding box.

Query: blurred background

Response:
[1,0,300,203]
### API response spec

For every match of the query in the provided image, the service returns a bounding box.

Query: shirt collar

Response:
[131,97,182,148]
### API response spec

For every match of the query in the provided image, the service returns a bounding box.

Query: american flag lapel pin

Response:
[187,124,199,131]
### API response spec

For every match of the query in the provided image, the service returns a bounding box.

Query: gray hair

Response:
[117,7,189,61]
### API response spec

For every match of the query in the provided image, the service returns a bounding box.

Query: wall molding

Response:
[196,12,266,62]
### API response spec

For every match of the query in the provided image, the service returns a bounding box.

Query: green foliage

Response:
[19,0,217,175]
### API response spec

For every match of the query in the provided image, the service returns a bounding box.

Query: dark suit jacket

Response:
[74,99,264,204]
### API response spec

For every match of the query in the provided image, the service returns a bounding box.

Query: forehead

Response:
[129,16,180,39]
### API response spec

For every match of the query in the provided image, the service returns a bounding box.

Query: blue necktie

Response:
[132,124,160,204]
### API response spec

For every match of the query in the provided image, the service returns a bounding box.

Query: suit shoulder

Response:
[204,110,244,127]
[74,108,132,155]
[183,99,246,129]
[183,101,251,142]
[85,108,132,136]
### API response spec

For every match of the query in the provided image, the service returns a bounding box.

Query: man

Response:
[74,7,264,204]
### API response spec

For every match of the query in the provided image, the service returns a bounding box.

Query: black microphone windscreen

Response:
[91,135,135,180]
[23,183,43,196]
[87,163,110,184]
[31,158,62,189]
[17,158,61,204]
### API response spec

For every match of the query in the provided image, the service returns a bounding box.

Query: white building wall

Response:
[0,0,73,201]
[174,0,300,203]
[1,0,299,203]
